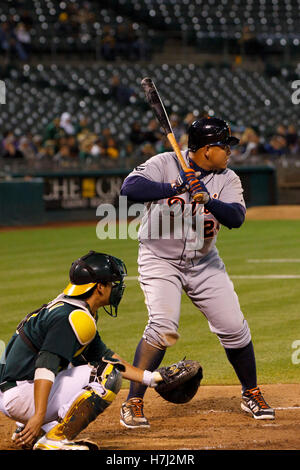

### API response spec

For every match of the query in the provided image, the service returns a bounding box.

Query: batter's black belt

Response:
[0,381,17,393]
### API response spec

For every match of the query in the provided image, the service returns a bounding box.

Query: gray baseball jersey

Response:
[126,150,245,261]
[124,150,250,350]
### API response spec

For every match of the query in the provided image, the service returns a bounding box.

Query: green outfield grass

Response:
[1,219,300,386]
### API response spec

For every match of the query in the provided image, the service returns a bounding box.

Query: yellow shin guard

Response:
[47,363,122,441]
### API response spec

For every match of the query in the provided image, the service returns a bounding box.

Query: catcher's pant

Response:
[138,244,251,350]
[0,364,104,431]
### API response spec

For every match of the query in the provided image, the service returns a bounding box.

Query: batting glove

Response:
[172,174,188,194]
[173,169,210,203]
[172,168,201,195]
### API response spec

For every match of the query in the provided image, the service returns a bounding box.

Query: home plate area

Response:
[1,384,299,451]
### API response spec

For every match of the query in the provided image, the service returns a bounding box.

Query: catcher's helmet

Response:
[188,117,239,152]
[63,250,127,316]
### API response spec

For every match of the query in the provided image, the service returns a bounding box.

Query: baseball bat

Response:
[141,77,204,202]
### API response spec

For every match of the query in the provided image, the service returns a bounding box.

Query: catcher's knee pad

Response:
[48,360,124,441]
[89,358,124,403]
[143,323,180,350]
[217,319,251,349]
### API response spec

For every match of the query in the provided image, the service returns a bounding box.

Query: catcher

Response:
[0,250,201,451]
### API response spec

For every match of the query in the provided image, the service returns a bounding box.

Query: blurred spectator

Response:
[183,112,198,130]
[54,144,72,165]
[59,112,76,136]
[155,135,172,154]
[286,125,298,153]
[1,131,24,159]
[19,10,34,30]
[79,134,97,162]
[74,115,90,135]
[129,122,145,145]
[90,138,105,158]
[15,23,31,56]
[239,127,261,156]
[19,136,36,162]
[101,127,114,147]
[106,137,119,160]
[66,135,79,158]
[0,21,29,61]
[275,124,286,139]
[239,25,262,56]
[170,113,186,142]
[74,2,95,25]
[43,117,65,143]
[143,119,162,144]
[101,26,116,61]
[31,135,45,159]
[263,134,288,156]
[132,30,151,61]
[115,24,131,60]
[40,140,56,161]
[110,74,135,105]
[57,11,74,36]
[179,132,188,150]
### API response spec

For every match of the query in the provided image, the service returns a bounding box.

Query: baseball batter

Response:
[119,117,275,428]
[0,251,163,450]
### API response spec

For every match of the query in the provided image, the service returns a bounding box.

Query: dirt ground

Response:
[0,384,299,451]
[1,205,299,452]
[246,205,300,220]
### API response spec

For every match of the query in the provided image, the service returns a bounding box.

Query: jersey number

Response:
[204,219,215,239]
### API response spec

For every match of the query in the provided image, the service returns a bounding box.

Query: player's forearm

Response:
[112,354,161,386]
[33,362,56,418]
[205,199,246,229]
[121,175,176,202]
[112,353,144,382]
[33,377,53,418]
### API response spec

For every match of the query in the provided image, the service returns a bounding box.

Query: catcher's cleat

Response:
[11,423,44,450]
[11,423,25,442]
[241,387,275,420]
[33,435,93,450]
[120,398,150,429]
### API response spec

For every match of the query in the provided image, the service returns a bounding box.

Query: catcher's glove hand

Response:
[155,358,203,404]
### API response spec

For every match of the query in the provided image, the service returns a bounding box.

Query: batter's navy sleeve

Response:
[121,175,177,202]
[205,198,246,229]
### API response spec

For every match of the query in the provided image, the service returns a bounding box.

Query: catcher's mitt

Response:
[155,359,203,404]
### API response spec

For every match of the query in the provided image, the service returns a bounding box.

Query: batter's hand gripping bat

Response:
[141,77,205,203]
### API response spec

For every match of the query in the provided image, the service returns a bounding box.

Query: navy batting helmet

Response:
[188,117,239,152]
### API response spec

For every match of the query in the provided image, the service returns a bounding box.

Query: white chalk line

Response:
[248,259,300,263]
[200,407,300,414]
[231,275,300,279]
[126,275,300,280]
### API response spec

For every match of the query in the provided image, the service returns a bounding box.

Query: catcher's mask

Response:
[63,250,127,317]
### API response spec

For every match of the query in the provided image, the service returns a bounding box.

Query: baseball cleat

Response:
[241,387,275,420]
[120,398,150,429]
[12,423,44,450]
[11,423,25,442]
[33,435,91,450]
